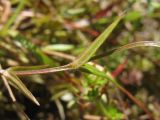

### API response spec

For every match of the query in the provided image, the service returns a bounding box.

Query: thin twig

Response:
[0,41,160,76]
[107,73,154,120]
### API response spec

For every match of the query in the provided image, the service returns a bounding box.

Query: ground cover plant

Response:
[0,0,160,120]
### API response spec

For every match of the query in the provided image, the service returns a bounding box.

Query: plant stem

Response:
[105,73,154,120]
[13,64,74,75]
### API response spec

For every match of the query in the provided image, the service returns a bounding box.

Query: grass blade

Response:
[9,14,123,75]
[3,71,40,106]
[91,41,160,60]
[71,15,123,68]
[113,41,160,52]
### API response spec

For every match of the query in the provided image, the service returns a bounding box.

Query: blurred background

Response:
[0,0,160,119]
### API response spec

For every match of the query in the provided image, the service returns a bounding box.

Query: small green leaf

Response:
[98,102,124,120]
[35,49,56,66]
[87,88,99,99]
[42,44,74,51]
[125,11,142,21]
[151,2,160,8]
[71,15,123,68]
[82,64,106,77]
[67,8,85,15]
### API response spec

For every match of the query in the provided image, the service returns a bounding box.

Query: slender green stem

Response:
[106,73,154,120]
[13,64,73,75]
[0,15,123,75]
[91,41,160,60]
[6,41,159,76]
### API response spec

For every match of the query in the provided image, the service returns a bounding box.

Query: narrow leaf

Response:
[71,15,123,68]
[4,15,123,76]
[113,41,160,52]
[81,64,106,77]
[3,71,40,106]
[91,41,160,60]
[42,44,74,51]
[6,19,160,78]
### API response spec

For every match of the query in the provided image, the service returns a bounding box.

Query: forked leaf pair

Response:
[0,14,123,106]
[1,13,160,111]
[1,70,39,106]
[9,14,123,76]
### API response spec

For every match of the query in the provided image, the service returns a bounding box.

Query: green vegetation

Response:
[0,0,160,119]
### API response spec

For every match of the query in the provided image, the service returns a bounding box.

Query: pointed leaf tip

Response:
[3,70,40,106]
